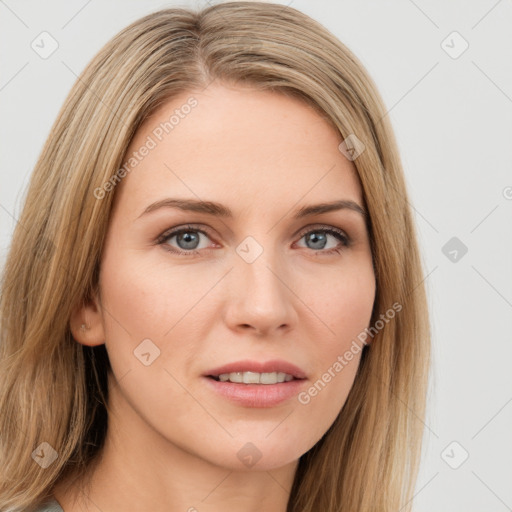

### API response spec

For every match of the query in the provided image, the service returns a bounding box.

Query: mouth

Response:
[204,359,307,384]
[203,362,308,407]
[207,371,301,385]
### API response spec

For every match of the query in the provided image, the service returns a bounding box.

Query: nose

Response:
[223,247,297,337]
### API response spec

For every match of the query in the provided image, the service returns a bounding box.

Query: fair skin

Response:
[55,82,376,512]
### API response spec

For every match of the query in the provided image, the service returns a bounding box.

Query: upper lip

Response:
[205,359,307,379]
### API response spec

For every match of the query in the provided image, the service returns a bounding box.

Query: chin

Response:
[198,434,311,472]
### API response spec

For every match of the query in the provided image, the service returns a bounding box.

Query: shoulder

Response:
[33,499,64,512]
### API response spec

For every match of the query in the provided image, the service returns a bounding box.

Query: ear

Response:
[69,290,106,347]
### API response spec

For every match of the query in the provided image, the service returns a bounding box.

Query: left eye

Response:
[295,227,349,252]
[157,225,349,256]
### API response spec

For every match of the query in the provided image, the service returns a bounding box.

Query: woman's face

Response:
[93,83,375,471]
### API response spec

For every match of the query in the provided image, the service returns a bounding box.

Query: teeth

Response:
[243,371,261,384]
[216,371,295,384]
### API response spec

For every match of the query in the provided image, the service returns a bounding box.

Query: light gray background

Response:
[1,1,511,510]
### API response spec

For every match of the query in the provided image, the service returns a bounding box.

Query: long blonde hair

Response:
[0,2,430,511]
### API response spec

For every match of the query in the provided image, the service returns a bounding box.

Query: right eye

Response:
[156,224,217,257]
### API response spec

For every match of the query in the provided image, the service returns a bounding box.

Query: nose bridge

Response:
[226,234,295,333]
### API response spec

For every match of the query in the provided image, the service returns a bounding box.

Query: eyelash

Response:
[156,224,351,258]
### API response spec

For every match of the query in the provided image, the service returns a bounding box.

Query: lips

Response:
[205,359,307,380]
[203,360,308,407]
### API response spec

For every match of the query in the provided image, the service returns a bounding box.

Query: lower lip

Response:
[203,376,307,407]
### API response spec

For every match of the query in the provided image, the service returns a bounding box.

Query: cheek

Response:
[97,253,204,435]
[99,247,212,338]
[302,257,376,340]
[294,261,374,428]
[98,248,220,388]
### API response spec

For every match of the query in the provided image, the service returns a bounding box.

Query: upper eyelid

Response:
[296,224,348,237]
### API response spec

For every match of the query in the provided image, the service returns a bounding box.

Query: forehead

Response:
[114,83,362,216]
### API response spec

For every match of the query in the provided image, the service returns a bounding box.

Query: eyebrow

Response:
[137,197,367,220]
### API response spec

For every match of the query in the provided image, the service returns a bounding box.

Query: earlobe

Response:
[69,292,106,347]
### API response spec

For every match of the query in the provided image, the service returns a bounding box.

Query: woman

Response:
[0,2,430,511]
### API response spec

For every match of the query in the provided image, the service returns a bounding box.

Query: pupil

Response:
[308,232,326,250]
[178,231,199,249]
